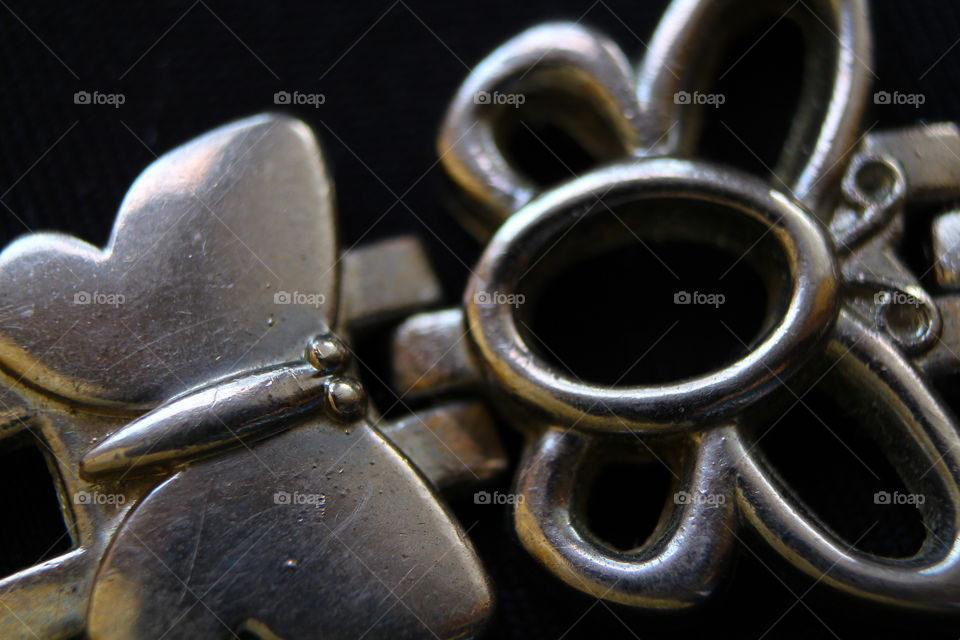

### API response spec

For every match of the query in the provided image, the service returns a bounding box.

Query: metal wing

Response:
[0,113,339,410]
[86,417,492,640]
[0,115,343,639]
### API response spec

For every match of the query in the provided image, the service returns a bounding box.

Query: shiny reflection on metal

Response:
[305,331,352,374]
[399,0,960,612]
[933,210,960,290]
[0,115,498,639]
[466,159,838,433]
[80,360,332,479]
[439,0,871,235]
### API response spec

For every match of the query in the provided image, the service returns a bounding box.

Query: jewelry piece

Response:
[394,0,960,610]
[0,114,503,639]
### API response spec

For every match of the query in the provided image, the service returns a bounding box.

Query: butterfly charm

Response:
[0,114,497,639]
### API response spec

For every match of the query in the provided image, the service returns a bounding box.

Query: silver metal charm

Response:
[395,0,960,611]
[0,114,502,639]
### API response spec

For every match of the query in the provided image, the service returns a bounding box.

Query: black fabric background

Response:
[0,1,959,638]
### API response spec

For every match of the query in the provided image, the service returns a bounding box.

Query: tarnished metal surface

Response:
[382,400,507,493]
[393,309,479,399]
[396,0,960,612]
[341,236,444,330]
[0,115,499,639]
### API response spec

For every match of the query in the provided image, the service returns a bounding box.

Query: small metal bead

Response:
[324,376,367,422]
[305,333,351,373]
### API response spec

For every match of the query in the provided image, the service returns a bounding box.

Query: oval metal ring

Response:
[465,158,839,433]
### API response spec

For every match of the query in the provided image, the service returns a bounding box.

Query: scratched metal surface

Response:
[0,1,959,639]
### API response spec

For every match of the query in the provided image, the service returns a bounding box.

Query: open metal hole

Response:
[578,455,673,552]
[519,198,780,386]
[494,81,632,188]
[743,363,927,558]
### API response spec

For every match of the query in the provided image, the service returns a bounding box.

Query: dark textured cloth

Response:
[0,2,958,638]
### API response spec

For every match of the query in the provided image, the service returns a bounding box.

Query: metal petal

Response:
[438,23,641,235]
[635,0,872,215]
[730,311,960,610]
[514,427,737,608]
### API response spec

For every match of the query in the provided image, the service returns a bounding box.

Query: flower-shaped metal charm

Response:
[0,114,501,639]
[393,0,960,611]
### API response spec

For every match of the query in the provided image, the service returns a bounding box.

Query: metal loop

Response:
[635,0,873,215]
[831,153,907,249]
[515,312,960,611]
[514,427,737,608]
[730,311,960,608]
[465,158,839,432]
[438,23,642,235]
